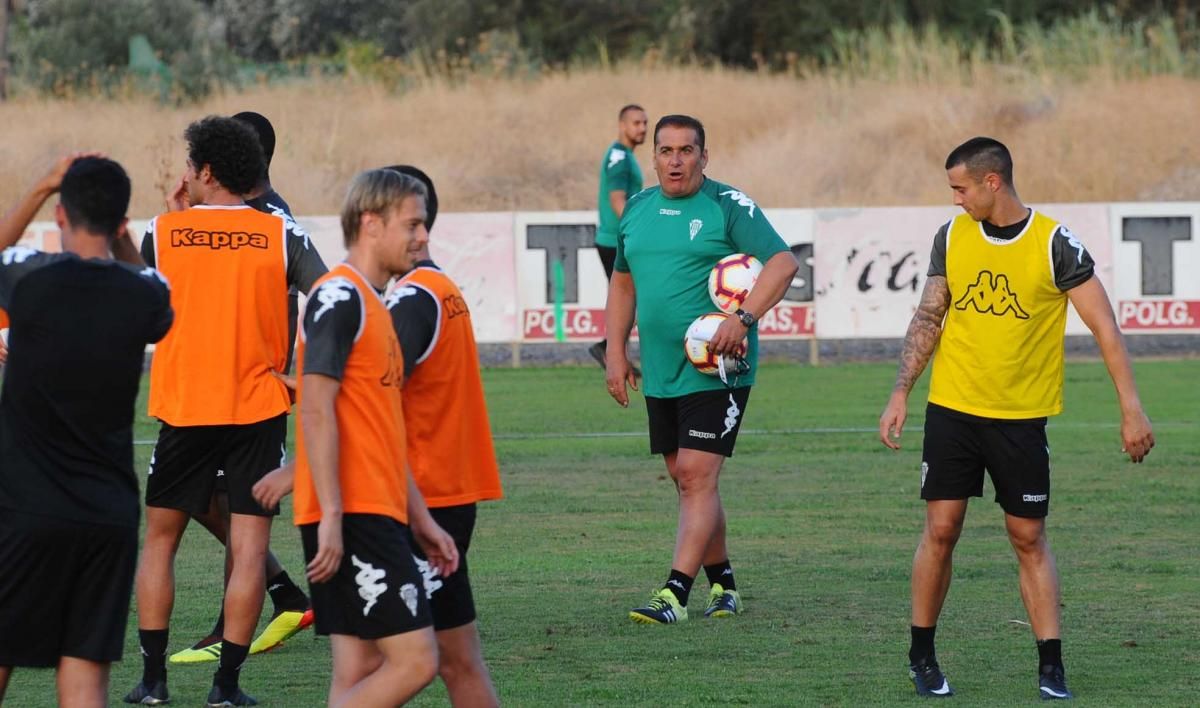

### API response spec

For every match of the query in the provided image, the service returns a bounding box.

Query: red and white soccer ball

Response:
[684,313,747,376]
[708,253,763,314]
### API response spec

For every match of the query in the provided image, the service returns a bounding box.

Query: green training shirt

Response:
[615,177,789,398]
[596,141,644,248]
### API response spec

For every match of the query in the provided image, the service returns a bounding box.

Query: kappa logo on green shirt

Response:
[608,148,626,169]
[720,189,757,218]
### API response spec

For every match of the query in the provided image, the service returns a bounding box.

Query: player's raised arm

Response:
[1066,276,1154,462]
[880,275,951,449]
[0,152,103,250]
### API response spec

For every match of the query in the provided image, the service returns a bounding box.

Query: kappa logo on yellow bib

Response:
[954,270,1030,319]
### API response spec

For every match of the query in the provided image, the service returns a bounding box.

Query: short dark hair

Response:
[233,111,276,182]
[184,115,266,196]
[618,104,645,120]
[945,137,1013,186]
[59,157,131,238]
[381,165,438,230]
[654,114,705,151]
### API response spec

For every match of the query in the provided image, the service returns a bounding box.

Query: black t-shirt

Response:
[927,209,1095,291]
[0,247,173,528]
[385,261,441,378]
[301,276,367,380]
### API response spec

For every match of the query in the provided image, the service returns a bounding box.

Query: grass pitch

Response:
[4,360,1198,706]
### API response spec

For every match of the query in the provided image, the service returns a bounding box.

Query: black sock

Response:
[214,640,249,693]
[267,570,309,612]
[664,570,694,606]
[703,560,736,591]
[909,625,937,665]
[1037,638,1063,671]
[207,608,225,642]
[139,628,169,685]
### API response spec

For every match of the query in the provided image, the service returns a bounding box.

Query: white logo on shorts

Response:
[921,461,929,489]
[351,555,388,616]
[400,583,419,617]
[688,429,716,440]
[720,394,741,438]
[1022,494,1048,503]
[412,556,445,599]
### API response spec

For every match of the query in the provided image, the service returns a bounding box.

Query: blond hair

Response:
[340,168,428,247]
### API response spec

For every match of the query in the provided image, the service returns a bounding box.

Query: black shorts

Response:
[146,414,286,517]
[596,245,617,281]
[921,403,1052,518]
[646,386,751,457]
[408,504,478,631]
[301,514,433,639]
[0,513,137,666]
[212,417,288,497]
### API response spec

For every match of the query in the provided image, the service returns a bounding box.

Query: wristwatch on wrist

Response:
[734,308,756,327]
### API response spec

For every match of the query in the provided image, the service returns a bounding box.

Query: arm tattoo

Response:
[893,276,950,393]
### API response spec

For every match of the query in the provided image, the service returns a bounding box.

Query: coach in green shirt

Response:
[605,114,798,625]
[589,104,647,368]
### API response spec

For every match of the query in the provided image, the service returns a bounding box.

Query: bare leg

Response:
[911,499,969,627]
[56,656,109,708]
[436,622,499,708]
[136,507,191,629]
[329,630,439,708]
[664,448,727,577]
[221,514,271,645]
[0,665,11,703]
[1005,514,1061,639]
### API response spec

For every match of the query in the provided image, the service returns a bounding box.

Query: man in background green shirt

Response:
[589,104,647,368]
[605,114,798,624]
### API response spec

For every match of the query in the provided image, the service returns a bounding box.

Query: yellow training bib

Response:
[929,211,1069,418]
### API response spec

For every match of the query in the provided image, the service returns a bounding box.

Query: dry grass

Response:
[2,65,1200,220]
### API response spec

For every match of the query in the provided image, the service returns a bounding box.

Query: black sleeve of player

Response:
[140,226,155,268]
[926,223,949,278]
[0,249,72,309]
[143,271,174,343]
[387,286,439,378]
[286,224,328,295]
[1052,226,1096,291]
[302,280,362,380]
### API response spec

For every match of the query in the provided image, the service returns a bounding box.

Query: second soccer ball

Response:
[708,253,763,314]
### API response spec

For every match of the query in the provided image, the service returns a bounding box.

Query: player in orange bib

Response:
[382,165,502,707]
[125,116,326,708]
[256,168,459,707]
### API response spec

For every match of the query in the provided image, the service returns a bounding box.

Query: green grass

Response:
[4,360,1199,706]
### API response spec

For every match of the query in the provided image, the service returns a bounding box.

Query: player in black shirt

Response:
[0,156,173,706]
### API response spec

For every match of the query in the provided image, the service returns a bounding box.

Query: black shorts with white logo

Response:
[921,403,1052,518]
[145,414,287,517]
[408,504,478,631]
[646,386,751,457]
[0,512,137,666]
[301,514,433,639]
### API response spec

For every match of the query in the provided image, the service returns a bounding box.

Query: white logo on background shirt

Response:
[312,278,354,322]
[351,555,388,616]
[385,286,418,309]
[1,246,36,265]
[689,219,703,240]
[607,149,626,169]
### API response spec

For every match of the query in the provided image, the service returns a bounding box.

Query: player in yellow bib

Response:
[878,137,1155,701]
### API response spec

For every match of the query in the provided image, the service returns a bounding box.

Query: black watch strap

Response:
[735,308,756,327]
